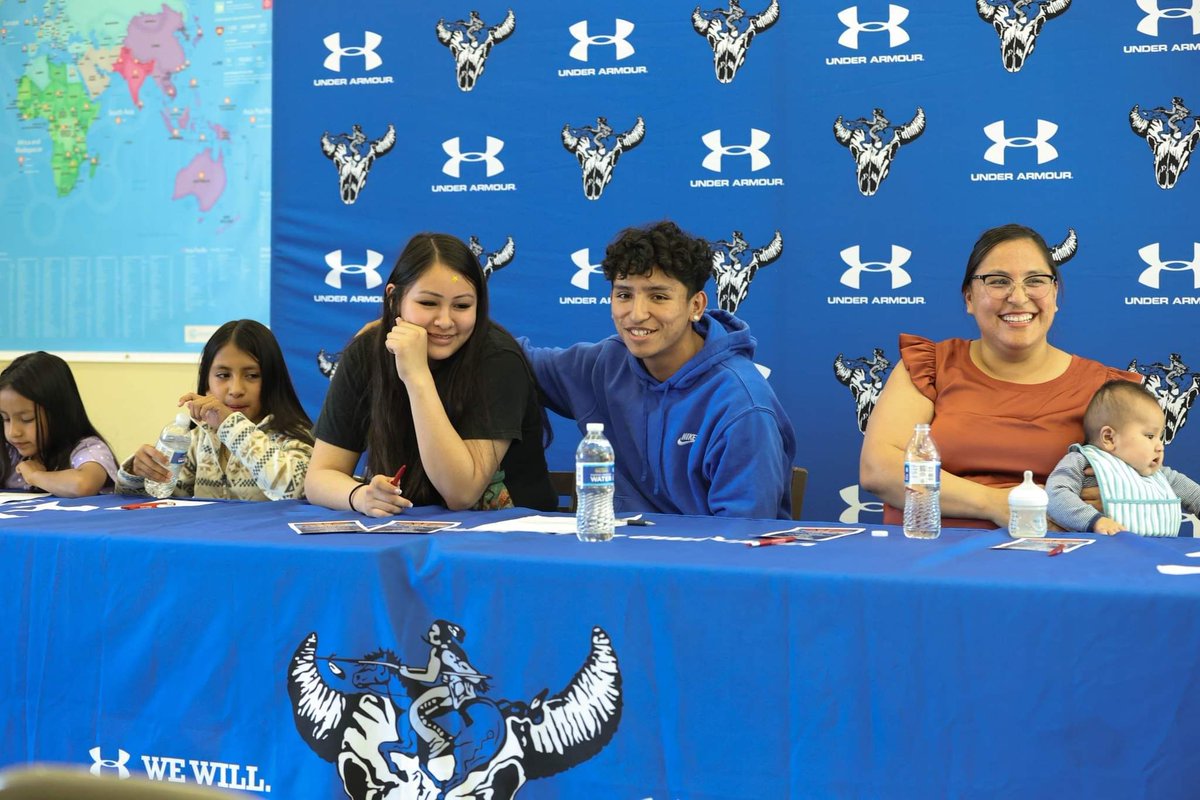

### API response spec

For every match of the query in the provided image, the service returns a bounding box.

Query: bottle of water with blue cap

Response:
[144,411,192,499]
[903,423,941,539]
[575,422,615,542]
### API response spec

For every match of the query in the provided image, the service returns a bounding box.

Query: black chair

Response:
[548,471,576,513]
[789,466,809,520]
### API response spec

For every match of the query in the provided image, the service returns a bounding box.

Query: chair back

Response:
[790,466,808,520]
[548,471,576,513]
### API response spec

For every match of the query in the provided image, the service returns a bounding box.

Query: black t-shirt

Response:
[314,325,555,511]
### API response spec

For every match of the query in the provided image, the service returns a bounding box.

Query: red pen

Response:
[1047,544,1066,557]
[120,500,174,510]
[747,535,800,548]
[390,465,407,487]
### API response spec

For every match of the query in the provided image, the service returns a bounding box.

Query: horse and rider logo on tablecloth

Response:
[288,622,621,799]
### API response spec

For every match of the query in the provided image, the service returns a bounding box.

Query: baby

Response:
[1047,379,1200,536]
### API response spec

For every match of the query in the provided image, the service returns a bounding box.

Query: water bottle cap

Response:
[586,422,604,433]
[174,411,192,426]
[1008,470,1048,508]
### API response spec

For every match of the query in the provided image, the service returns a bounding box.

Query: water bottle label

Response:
[576,463,614,487]
[156,443,187,465]
[904,461,940,486]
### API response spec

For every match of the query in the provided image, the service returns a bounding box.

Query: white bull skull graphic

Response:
[289,627,621,800]
[320,124,396,205]
[469,235,516,279]
[562,116,645,200]
[1130,102,1200,190]
[435,10,516,92]
[976,0,1072,73]
[834,350,892,434]
[691,0,779,83]
[833,108,925,196]
[1128,355,1200,446]
[711,230,784,313]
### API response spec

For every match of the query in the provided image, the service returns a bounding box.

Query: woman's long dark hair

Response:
[198,320,314,444]
[0,352,109,484]
[365,233,546,506]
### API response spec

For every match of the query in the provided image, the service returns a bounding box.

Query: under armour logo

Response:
[1136,0,1200,36]
[90,747,131,779]
[323,32,383,72]
[442,136,505,178]
[570,248,603,290]
[1137,242,1200,289]
[839,245,912,289]
[324,249,385,290]
[839,484,884,523]
[983,119,1059,165]
[701,129,771,172]
[837,5,910,49]
[569,19,635,61]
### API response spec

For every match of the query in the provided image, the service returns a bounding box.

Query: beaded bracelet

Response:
[348,482,368,512]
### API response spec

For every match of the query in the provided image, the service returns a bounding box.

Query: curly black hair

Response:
[602,220,713,295]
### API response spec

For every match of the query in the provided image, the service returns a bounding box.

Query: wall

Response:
[0,359,197,465]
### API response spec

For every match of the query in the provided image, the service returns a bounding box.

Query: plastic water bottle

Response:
[575,422,615,543]
[144,411,192,499]
[1008,470,1049,538]
[903,423,941,539]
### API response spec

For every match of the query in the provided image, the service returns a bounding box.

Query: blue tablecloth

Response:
[2,495,1199,799]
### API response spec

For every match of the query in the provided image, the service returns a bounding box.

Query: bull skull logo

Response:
[1048,227,1077,266]
[562,116,645,200]
[834,349,892,434]
[320,124,396,204]
[316,348,341,379]
[1130,98,1200,190]
[833,107,925,196]
[435,10,516,92]
[289,625,621,800]
[976,0,1071,73]
[1128,354,1200,445]
[710,230,784,313]
[691,0,779,83]
[469,235,516,280]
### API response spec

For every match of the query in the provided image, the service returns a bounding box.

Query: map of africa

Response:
[0,1,272,355]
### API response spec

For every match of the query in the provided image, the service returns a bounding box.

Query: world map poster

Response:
[0,0,272,357]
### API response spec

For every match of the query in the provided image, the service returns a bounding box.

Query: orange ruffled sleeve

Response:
[897,334,937,404]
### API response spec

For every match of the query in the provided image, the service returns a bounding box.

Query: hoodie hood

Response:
[626,309,756,391]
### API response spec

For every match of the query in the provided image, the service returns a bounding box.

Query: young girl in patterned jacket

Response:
[118,320,313,501]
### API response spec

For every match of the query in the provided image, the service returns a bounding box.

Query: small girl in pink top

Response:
[0,351,118,497]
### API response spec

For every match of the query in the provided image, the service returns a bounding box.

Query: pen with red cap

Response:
[390,465,407,488]
[747,535,802,548]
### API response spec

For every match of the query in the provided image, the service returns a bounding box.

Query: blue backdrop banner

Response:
[271,1,1200,525]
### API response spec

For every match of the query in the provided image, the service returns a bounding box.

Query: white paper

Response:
[463,514,637,535]
[0,492,50,505]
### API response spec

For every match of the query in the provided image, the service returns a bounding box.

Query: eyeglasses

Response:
[971,273,1057,300]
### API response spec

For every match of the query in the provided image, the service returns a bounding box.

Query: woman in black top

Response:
[305,233,554,516]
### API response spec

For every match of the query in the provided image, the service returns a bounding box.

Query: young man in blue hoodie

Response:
[523,220,797,519]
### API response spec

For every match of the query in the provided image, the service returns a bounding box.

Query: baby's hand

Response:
[1092,516,1124,536]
